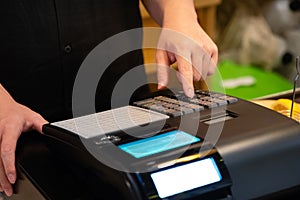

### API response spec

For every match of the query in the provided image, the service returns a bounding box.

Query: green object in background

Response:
[209,60,293,100]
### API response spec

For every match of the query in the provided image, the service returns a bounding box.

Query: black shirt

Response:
[0,0,146,122]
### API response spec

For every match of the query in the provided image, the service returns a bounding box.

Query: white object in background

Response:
[262,0,300,35]
[285,28,300,56]
[222,76,256,89]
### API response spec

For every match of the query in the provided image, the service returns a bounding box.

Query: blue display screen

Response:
[118,130,200,158]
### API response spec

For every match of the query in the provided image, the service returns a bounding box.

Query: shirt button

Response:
[64,44,72,53]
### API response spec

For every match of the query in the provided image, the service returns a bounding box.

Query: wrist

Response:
[161,4,198,30]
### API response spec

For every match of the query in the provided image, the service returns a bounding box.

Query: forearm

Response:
[142,0,198,28]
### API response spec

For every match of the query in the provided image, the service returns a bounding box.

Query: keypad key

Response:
[132,90,238,117]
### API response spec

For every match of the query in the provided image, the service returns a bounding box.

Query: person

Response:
[0,0,218,197]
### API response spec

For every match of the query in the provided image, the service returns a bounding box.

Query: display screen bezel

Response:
[150,157,222,198]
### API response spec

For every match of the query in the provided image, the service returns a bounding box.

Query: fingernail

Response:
[5,189,13,197]
[157,83,166,90]
[8,174,15,184]
[187,88,194,98]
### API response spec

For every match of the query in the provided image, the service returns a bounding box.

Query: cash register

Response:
[12,88,300,200]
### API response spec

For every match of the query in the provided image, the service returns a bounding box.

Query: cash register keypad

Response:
[133,90,238,117]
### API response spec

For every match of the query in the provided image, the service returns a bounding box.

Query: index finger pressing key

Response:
[176,56,195,98]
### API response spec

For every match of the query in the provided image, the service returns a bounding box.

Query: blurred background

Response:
[212,0,300,100]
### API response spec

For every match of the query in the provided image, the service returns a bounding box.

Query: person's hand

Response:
[156,22,218,97]
[152,1,218,97]
[0,85,48,196]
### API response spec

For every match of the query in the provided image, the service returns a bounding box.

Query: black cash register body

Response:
[15,89,300,200]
